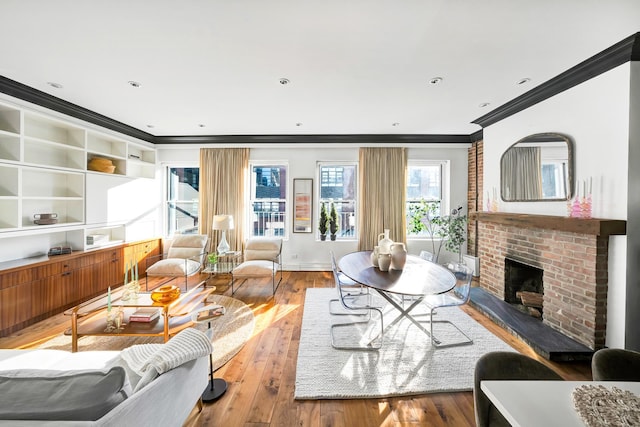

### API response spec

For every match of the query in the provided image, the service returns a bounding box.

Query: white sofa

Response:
[0,329,210,426]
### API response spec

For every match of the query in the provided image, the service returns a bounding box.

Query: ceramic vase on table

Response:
[377,229,393,255]
[378,253,392,271]
[371,246,380,267]
[390,242,407,270]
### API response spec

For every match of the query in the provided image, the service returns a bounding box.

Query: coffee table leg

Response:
[163,307,170,342]
[71,310,78,353]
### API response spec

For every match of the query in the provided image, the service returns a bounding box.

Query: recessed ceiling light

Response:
[46,82,63,89]
[429,77,443,85]
[279,78,290,85]
[392,122,400,127]
[295,122,303,127]
[128,81,142,88]
[146,124,155,129]
[517,78,531,85]
[198,124,206,128]
[479,102,491,108]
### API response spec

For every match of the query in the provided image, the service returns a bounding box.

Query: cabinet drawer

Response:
[0,270,32,290]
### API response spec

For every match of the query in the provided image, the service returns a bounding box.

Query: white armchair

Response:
[145,234,208,290]
[231,237,283,296]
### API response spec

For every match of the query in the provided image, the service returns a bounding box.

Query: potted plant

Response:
[319,202,328,241]
[207,252,218,267]
[408,200,467,263]
[329,203,338,241]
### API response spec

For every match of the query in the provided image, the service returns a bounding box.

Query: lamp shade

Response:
[212,215,234,231]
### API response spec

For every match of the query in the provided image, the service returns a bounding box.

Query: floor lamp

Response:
[212,214,234,254]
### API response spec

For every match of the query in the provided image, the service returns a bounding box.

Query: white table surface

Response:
[481,380,640,427]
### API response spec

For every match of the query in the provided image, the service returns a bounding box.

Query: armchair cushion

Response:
[166,234,208,259]
[233,260,278,276]
[244,237,281,261]
[0,366,129,421]
[146,258,201,276]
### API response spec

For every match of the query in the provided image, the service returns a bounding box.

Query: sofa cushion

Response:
[233,260,278,276]
[0,366,128,421]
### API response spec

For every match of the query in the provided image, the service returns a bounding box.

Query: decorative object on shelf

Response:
[129,307,161,322]
[151,285,181,303]
[390,242,407,271]
[33,213,58,225]
[47,246,71,256]
[88,156,116,174]
[122,260,140,301]
[378,252,392,271]
[377,229,393,254]
[212,214,234,254]
[370,246,380,267]
[319,202,328,241]
[329,203,338,241]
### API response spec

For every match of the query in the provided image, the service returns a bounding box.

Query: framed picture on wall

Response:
[293,178,313,233]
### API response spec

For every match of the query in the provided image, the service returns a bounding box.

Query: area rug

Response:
[37,294,254,371]
[295,288,515,400]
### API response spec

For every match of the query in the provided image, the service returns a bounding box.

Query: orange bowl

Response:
[151,285,181,303]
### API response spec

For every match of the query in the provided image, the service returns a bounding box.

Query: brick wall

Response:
[477,221,609,349]
[467,140,483,257]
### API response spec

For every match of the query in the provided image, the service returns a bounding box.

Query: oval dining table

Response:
[338,250,456,340]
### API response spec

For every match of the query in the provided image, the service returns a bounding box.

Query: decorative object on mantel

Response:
[488,187,499,212]
[568,177,593,218]
[572,384,640,427]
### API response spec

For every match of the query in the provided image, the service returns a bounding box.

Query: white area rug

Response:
[295,288,515,400]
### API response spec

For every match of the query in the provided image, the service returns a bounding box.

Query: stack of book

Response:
[128,308,161,323]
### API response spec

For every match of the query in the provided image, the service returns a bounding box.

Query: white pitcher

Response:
[377,229,393,254]
[390,242,407,270]
[378,252,392,271]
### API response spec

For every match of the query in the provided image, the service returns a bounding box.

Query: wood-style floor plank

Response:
[0,271,591,427]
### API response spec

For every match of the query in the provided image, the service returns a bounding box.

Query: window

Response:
[249,164,287,237]
[167,166,199,236]
[318,163,357,239]
[406,161,448,238]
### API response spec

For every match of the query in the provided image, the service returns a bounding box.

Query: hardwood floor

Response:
[0,271,591,426]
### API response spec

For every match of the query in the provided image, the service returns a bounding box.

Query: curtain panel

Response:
[358,147,407,250]
[199,148,249,253]
[502,146,542,200]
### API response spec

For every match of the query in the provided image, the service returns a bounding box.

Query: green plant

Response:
[207,253,218,265]
[319,202,328,238]
[407,200,467,262]
[329,203,338,237]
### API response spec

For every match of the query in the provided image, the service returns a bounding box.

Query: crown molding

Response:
[152,133,474,145]
[473,32,640,128]
[0,76,155,142]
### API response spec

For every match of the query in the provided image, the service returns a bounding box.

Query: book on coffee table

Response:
[129,308,161,322]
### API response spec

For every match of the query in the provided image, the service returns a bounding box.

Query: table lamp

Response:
[212,214,234,254]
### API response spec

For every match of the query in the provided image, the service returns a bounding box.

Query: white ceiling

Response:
[0,0,639,137]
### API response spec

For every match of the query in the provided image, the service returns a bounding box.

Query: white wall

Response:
[483,63,631,348]
[157,143,469,270]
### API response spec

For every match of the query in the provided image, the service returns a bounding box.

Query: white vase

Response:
[371,246,380,267]
[378,253,392,271]
[377,229,393,254]
[390,242,407,270]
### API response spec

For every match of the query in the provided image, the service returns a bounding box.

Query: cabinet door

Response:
[124,239,160,278]
[0,283,32,335]
[31,275,63,318]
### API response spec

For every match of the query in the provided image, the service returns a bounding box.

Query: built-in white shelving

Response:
[0,99,157,246]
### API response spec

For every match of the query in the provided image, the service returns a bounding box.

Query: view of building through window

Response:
[406,162,446,237]
[318,163,357,239]
[167,167,199,235]
[250,165,287,237]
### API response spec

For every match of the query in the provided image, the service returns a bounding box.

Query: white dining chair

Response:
[421,262,474,348]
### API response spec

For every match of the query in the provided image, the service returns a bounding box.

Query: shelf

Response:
[22,168,84,198]
[24,138,86,171]
[0,199,19,230]
[87,153,126,176]
[22,199,84,227]
[0,164,19,197]
[0,105,21,134]
[87,132,127,158]
[24,113,84,149]
[0,133,20,163]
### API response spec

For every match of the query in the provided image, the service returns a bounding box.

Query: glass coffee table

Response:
[64,281,215,352]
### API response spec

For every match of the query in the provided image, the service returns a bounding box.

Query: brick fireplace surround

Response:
[472,212,626,350]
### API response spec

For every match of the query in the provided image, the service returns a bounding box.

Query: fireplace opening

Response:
[504,258,544,318]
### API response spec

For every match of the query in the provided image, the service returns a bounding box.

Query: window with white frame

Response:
[406,161,448,238]
[318,163,357,239]
[166,166,200,236]
[249,164,288,237]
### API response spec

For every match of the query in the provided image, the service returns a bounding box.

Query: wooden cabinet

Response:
[123,239,161,279]
[0,239,161,337]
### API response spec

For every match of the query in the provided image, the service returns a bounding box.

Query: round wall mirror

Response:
[500,133,573,202]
